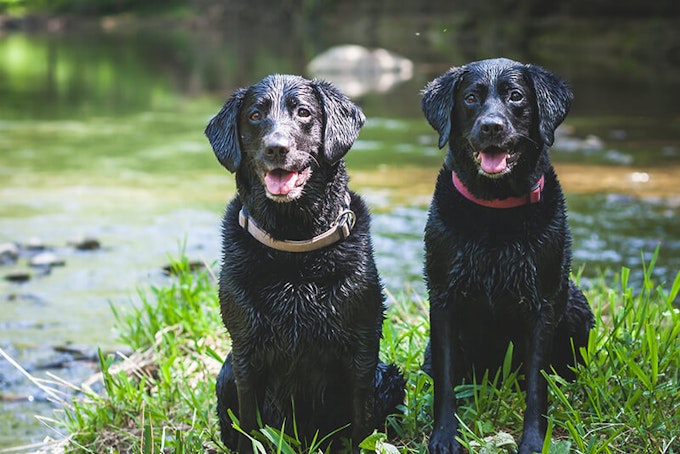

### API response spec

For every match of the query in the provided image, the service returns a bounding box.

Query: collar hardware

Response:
[238,194,355,252]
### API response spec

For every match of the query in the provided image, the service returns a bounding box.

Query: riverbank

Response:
[7,251,678,453]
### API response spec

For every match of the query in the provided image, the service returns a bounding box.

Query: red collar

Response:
[451,170,545,209]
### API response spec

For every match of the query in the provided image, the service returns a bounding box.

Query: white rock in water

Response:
[0,243,19,264]
[25,237,46,250]
[307,44,413,97]
[29,252,65,267]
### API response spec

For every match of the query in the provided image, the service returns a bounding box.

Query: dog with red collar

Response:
[420,58,594,454]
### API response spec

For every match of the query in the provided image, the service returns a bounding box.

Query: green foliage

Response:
[50,250,680,453]
[227,408,351,454]
[109,253,222,350]
[59,254,225,452]
[546,247,680,453]
[1,0,186,15]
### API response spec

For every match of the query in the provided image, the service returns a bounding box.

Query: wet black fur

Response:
[420,59,594,454]
[205,75,404,453]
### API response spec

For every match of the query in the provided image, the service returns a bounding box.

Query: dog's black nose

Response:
[265,145,289,158]
[479,116,506,137]
[264,131,291,159]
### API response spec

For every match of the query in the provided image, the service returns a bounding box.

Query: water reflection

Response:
[569,194,680,286]
[372,206,427,294]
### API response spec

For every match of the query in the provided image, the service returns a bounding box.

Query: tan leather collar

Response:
[238,194,356,253]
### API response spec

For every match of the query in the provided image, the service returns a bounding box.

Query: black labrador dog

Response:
[205,74,404,453]
[420,58,594,454]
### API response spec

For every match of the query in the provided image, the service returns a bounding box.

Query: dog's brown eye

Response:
[509,91,524,102]
[297,107,311,118]
[464,94,477,104]
[249,111,262,121]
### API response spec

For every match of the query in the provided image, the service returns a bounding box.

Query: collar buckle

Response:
[336,209,356,239]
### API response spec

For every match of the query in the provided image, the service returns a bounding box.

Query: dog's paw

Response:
[428,429,461,454]
[517,434,543,454]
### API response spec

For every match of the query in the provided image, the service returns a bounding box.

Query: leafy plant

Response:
[546,247,680,453]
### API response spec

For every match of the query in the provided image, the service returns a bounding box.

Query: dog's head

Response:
[422,58,572,184]
[205,74,365,202]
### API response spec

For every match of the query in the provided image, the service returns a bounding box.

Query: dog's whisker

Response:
[518,133,539,147]
[465,138,478,153]
[302,150,321,169]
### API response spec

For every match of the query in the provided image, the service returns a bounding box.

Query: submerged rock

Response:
[29,252,65,268]
[4,272,31,283]
[161,260,206,275]
[68,236,101,251]
[0,243,19,265]
[24,237,46,251]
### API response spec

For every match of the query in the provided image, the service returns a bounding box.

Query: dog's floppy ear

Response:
[312,80,366,164]
[204,88,247,173]
[421,66,465,149]
[526,65,573,146]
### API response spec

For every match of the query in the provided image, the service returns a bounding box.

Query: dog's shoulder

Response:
[347,190,371,230]
[220,196,245,240]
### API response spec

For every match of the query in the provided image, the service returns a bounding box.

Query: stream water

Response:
[1,7,679,448]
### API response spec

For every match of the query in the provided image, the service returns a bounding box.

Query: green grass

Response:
[38,250,679,453]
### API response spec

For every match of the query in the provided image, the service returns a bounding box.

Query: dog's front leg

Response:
[429,302,462,454]
[234,358,266,454]
[518,310,555,454]
[350,341,378,453]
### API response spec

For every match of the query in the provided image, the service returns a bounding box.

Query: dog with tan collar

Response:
[205,74,404,453]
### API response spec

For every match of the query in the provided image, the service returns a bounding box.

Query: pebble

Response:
[162,260,206,275]
[582,134,605,151]
[2,236,103,282]
[68,236,101,251]
[0,243,19,265]
[4,272,31,283]
[0,393,28,403]
[24,237,46,251]
[29,252,65,268]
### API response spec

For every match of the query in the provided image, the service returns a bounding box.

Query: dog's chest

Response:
[221,201,381,356]
[223,265,362,354]
[455,242,540,301]
[259,281,349,343]
[428,211,564,315]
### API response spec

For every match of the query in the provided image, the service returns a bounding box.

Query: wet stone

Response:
[24,237,46,251]
[4,272,31,283]
[162,260,206,275]
[0,243,19,265]
[6,293,46,304]
[29,252,65,268]
[68,236,101,251]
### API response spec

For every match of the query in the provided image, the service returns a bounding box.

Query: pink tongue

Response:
[265,170,299,195]
[480,151,509,174]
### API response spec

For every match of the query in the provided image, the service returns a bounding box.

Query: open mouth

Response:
[473,146,519,176]
[264,167,311,197]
